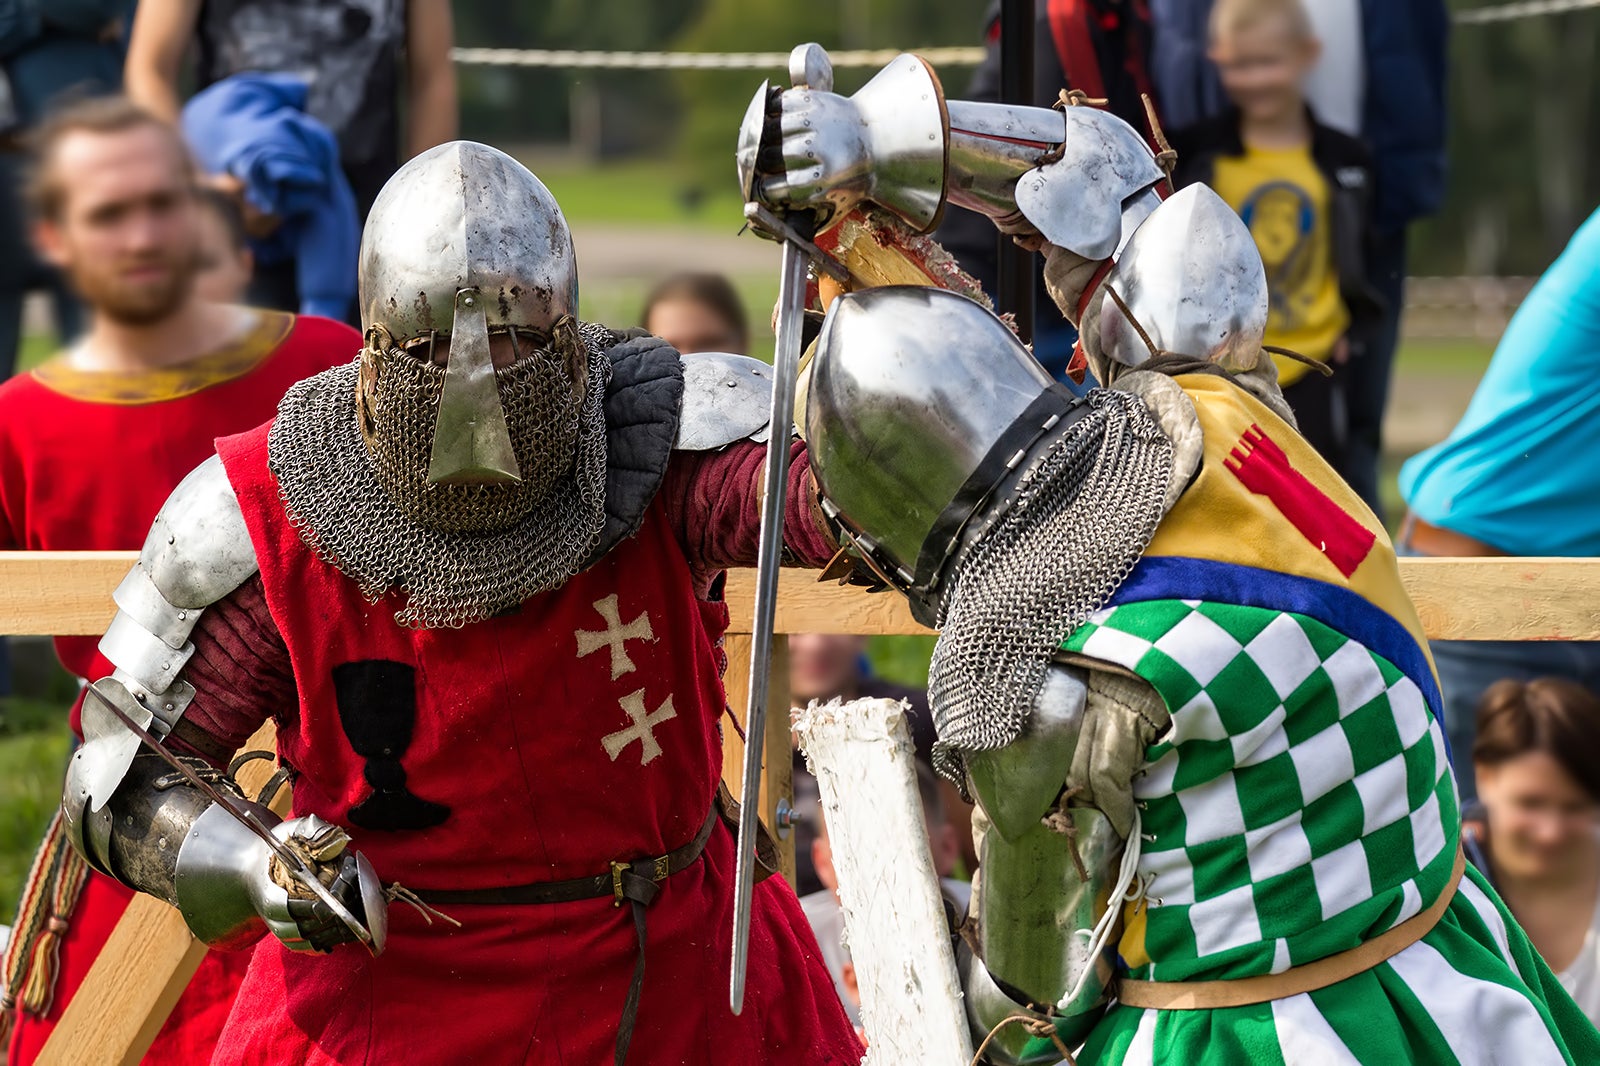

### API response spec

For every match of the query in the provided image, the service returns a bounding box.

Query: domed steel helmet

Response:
[805,286,1084,621]
[357,140,583,493]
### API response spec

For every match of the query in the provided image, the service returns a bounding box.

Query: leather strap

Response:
[414,805,718,907]
[1399,512,1508,558]
[1117,848,1465,1011]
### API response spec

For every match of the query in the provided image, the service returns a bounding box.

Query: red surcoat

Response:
[206,423,862,1064]
[0,312,359,1066]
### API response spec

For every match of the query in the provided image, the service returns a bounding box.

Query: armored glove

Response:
[175,808,380,953]
[743,85,874,224]
[737,53,947,235]
[1065,669,1171,840]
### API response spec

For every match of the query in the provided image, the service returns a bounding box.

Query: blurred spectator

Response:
[192,186,254,303]
[1469,678,1600,1025]
[1168,0,1382,474]
[1398,205,1600,799]
[933,0,1158,384]
[0,95,360,1063]
[182,73,359,320]
[1152,0,1449,512]
[799,763,969,1029]
[123,0,457,221]
[0,0,127,378]
[788,634,973,896]
[641,271,749,355]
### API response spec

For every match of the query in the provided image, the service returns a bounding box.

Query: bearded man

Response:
[60,141,861,1065]
[0,96,357,1064]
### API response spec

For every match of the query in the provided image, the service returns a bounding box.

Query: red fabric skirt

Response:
[214,821,862,1065]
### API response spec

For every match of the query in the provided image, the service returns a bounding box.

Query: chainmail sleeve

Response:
[166,573,296,767]
[661,440,837,591]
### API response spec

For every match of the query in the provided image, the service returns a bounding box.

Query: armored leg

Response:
[960,666,1125,1063]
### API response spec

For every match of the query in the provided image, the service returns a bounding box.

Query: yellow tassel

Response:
[22,916,69,1017]
[3,812,89,1019]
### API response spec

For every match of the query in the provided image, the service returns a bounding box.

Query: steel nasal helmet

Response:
[358,141,579,485]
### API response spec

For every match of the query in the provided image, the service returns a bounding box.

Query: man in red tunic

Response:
[0,97,358,1064]
[62,142,862,1064]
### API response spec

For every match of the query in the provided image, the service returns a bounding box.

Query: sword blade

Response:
[729,234,810,1014]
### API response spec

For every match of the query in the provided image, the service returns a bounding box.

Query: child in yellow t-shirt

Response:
[1169,0,1382,477]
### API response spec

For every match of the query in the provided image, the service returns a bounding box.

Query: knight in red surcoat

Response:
[61,141,862,1065]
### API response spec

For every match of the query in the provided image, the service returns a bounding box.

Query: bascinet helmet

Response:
[356,140,595,533]
[805,286,1084,622]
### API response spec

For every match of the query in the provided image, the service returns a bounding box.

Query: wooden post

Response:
[720,634,796,885]
[11,551,1600,1062]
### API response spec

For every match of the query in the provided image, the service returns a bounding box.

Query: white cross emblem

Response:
[601,689,678,766]
[576,594,655,679]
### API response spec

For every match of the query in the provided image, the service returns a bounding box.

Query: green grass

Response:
[1393,338,1495,377]
[866,635,938,690]
[0,714,72,919]
[536,158,747,229]
[579,273,782,365]
[18,333,53,374]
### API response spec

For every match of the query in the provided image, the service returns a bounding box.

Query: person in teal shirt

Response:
[1399,204,1600,800]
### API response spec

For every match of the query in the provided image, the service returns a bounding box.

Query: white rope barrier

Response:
[1455,0,1600,24]
[449,0,1600,71]
[449,46,985,71]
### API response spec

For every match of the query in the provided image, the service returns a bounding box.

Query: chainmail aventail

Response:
[928,387,1174,782]
[267,322,617,629]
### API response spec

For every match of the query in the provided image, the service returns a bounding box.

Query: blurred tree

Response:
[1413,2,1600,276]
[448,0,1600,278]
[671,0,982,197]
[452,0,703,150]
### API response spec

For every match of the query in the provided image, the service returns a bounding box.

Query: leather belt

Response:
[1117,847,1465,1011]
[411,784,773,1066]
[415,805,717,908]
[1399,512,1508,558]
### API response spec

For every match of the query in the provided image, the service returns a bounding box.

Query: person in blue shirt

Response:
[1399,204,1600,801]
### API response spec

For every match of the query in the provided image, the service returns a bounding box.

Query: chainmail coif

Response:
[928,387,1174,782]
[267,321,616,629]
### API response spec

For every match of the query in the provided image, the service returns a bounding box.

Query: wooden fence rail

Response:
[6,550,1600,1063]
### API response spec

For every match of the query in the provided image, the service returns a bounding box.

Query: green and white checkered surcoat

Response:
[1058,597,1600,1065]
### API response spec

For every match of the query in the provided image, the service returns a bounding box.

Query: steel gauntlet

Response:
[66,743,373,954]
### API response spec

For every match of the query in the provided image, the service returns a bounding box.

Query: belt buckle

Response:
[610,860,628,907]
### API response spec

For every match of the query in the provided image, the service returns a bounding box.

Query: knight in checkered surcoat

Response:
[755,48,1600,1065]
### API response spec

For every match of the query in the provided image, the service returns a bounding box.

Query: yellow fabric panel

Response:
[1120,899,1152,971]
[1209,144,1349,386]
[31,310,294,404]
[1142,373,1438,683]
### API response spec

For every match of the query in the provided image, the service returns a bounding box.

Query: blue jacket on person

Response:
[1358,0,1449,232]
[1149,0,1448,232]
[182,73,360,322]
[0,0,124,131]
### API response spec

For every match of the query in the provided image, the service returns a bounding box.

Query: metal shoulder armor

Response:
[68,455,260,873]
[674,352,774,450]
[98,454,259,706]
